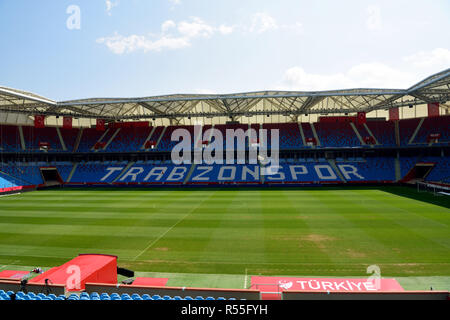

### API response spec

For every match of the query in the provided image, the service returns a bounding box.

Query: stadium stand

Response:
[106,126,153,152]
[366,120,397,147]
[0,163,44,186]
[214,123,250,150]
[262,123,303,149]
[0,289,241,301]
[22,126,62,152]
[157,125,196,152]
[70,161,126,183]
[413,115,449,145]
[0,125,22,152]
[0,116,448,189]
[398,118,421,146]
[77,128,106,152]
[336,157,396,182]
[314,121,361,148]
[422,157,450,183]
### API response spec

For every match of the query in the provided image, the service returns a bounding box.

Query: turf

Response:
[0,186,449,285]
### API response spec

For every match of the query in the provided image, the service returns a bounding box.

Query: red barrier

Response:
[29,254,117,291]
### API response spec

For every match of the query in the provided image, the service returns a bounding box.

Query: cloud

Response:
[279,63,413,91]
[98,16,231,54]
[249,12,278,33]
[178,17,215,38]
[96,32,190,54]
[161,20,176,33]
[403,48,450,69]
[105,0,118,16]
[218,24,234,35]
[366,5,382,31]
[278,48,450,91]
[97,13,304,54]
[246,12,303,35]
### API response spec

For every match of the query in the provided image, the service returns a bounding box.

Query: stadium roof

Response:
[1,68,449,123]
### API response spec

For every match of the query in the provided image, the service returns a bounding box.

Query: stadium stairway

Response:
[102,128,121,151]
[55,127,67,151]
[112,162,136,183]
[154,126,167,150]
[183,164,197,184]
[297,123,307,146]
[66,163,78,183]
[349,122,366,146]
[327,159,347,183]
[408,118,425,145]
[73,128,83,152]
[310,123,321,146]
[18,126,26,150]
[141,126,157,150]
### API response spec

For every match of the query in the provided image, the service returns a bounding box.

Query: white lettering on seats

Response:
[315,165,337,180]
[101,167,123,181]
[191,166,213,181]
[338,165,364,180]
[119,167,144,182]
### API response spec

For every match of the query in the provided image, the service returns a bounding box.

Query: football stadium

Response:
[0,68,449,302]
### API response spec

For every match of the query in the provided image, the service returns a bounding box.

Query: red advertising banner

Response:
[109,121,150,128]
[389,108,399,121]
[319,116,357,123]
[63,116,72,129]
[427,103,440,117]
[357,112,366,124]
[34,115,45,128]
[96,119,105,131]
[251,276,404,299]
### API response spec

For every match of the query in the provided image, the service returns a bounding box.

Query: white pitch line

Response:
[244,268,248,289]
[0,193,21,198]
[133,191,216,261]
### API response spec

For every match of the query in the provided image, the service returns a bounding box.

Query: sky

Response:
[0,0,449,101]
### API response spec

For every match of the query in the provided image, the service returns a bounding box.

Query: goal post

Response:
[417,181,450,196]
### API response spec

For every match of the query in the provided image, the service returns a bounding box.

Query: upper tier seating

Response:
[366,120,396,147]
[106,126,153,152]
[157,125,196,152]
[0,125,22,152]
[262,123,303,149]
[59,128,80,152]
[22,126,63,152]
[77,128,106,152]
[214,124,250,150]
[314,122,360,148]
[398,118,421,146]
[0,116,446,153]
[413,115,449,144]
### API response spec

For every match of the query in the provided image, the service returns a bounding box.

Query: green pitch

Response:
[0,186,449,286]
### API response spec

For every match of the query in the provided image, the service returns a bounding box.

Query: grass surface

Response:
[0,186,449,289]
